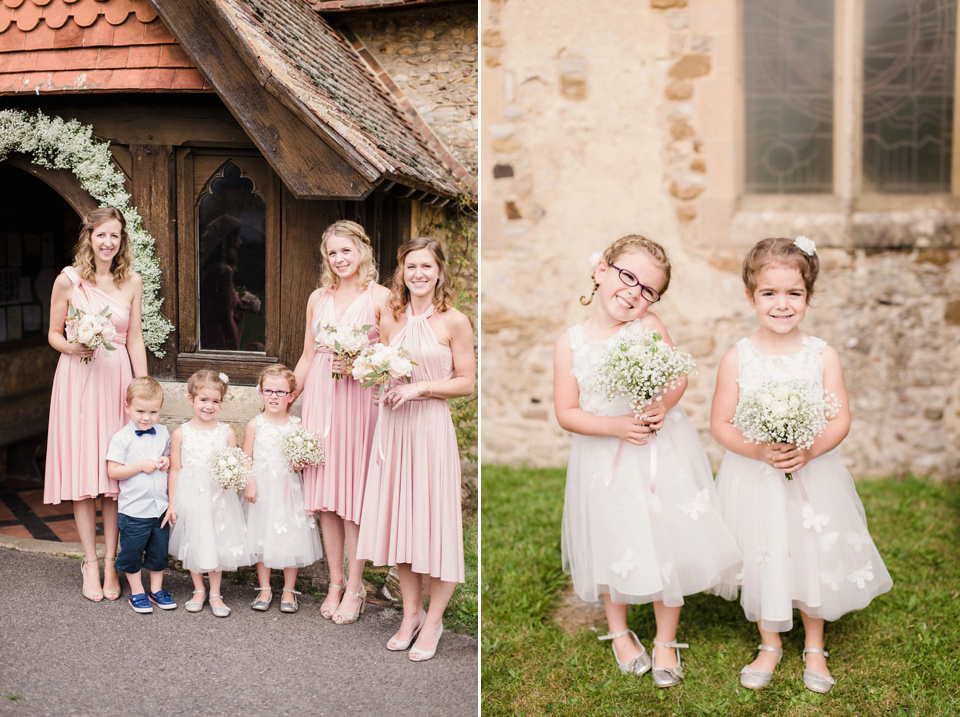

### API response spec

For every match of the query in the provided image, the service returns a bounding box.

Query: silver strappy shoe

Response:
[739,644,782,690]
[250,587,273,611]
[280,589,302,613]
[652,639,689,688]
[802,647,836,693]
[209,593,231,618]
[598,629,652,675]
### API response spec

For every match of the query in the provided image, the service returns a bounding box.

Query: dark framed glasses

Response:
[609,264,661,303]
[260,389,292,397]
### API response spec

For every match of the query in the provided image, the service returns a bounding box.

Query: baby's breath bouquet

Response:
[590,328,696,417]
[210,447,253,492]
[65,304,117,363]
[732,379,842,479]
[352,343,415,391]
[314,323,373,379]
[281,426,324,470]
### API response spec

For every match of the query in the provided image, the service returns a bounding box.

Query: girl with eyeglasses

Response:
[554,235,739,687]
[241,365,323,614]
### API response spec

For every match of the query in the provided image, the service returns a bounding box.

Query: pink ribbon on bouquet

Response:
[375,384,386,464]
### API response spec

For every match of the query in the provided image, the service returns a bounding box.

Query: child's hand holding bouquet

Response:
[210,447,253,492]
[282,426,324,471]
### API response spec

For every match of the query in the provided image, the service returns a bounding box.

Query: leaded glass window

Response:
[862,0,957,193]
[743,0,835,194]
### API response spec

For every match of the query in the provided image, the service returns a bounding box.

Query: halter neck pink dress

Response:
[357,305,465,583]
[300,286,379,523]
[44,266,132,504]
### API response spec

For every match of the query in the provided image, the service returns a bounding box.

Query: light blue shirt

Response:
[106,422,171,519]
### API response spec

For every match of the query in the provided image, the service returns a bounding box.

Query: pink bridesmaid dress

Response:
[300,286,378,522]
[357,305,465,583]
[44,266,132,504]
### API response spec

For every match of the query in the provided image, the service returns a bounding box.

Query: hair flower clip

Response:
[589,251,604,269]
[794,236,817,256]
[218,372,230,384]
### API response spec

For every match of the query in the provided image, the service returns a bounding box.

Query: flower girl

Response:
[242,365,322,613]
[554,235,740,687]
[710,237,892,692]
[166,370,253,616]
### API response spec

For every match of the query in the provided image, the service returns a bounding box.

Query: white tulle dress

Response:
[168,422,255,573]
[245,414,323,569]
[711,336,893,632]
[561,321,741,606]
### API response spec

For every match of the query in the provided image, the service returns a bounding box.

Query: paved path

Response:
[0,549,477,716]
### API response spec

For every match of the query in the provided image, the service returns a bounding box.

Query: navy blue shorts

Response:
[116,514,169,573]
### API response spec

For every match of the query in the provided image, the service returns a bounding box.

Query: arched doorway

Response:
[0,163,81,541]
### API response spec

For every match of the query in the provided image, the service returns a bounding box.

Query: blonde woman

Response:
[44,207,148,602]
[293,220,389,624]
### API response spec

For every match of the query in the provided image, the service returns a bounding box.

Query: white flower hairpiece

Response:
[794,235,817,256]
[589,251,604,269]
[218,372,230,384]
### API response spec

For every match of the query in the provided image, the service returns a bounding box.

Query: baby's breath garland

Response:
[0,109,173,356]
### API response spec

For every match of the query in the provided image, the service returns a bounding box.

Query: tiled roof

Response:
[311,0,455,12]
[0,0,210,93]
[209,0,458,195]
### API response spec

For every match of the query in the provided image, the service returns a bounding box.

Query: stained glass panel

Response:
[744,0,835,194]
[862,0,956,193]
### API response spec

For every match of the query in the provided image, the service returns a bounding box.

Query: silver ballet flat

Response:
[652,639,689,688]
[739,644,782,690]
[280,589,302,613]
[208,593,231,618]
[185,589,206,613]
[250,587,273,611]
[802,647,836,693]
[598,629,651,675]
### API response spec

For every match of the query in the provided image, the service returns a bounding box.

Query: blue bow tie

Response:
[135,427,157,436]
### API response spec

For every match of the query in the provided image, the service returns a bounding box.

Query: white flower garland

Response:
[0,109,173,357]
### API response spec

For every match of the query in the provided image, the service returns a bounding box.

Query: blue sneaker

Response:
[148,589,178,610]
[129,593,153,613]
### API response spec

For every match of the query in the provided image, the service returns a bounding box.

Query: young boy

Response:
[106,377,176,614]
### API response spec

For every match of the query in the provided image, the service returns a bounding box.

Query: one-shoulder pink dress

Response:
[357,305,464,583]
[300,287,379,523]
[44,266,132,504]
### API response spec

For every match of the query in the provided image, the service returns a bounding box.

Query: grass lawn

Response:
[481,466,960,716]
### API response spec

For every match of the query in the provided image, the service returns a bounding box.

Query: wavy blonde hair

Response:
[318,220,378,292]
[742,238,820,302]
[580,234,672,306]
[186,369,228,400]
[73,207,133,287]
[257,364,296,413]
[388,237,454,317]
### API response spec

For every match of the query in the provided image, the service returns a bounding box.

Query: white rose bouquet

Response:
[732,379,842,479]
[314,323,373,379]
[210,447,253,492]
[281,426,324,470]
[64,304,117,363]
[590,327,696,417]
[351,343,415,390]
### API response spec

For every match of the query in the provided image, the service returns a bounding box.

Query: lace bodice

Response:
[736,335,827,395]
[180,422,229,468]
[253,414,300,472]
[568,322,638,416]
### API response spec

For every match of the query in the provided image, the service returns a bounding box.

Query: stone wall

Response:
[345,4,479,180]
[480,0,960,478]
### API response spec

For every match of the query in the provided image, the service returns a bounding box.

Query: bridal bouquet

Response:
[314,323,372,378]
[210,447,253,492]
[590,328,696,417]
[732,380,842,479]
[352,343,415,390]
[65,304,117,363]
[281,426,324,469]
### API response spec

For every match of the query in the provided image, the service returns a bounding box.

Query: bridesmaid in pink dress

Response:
[44,207,148,602]
[293,220,390,623]
[357,237,476,662]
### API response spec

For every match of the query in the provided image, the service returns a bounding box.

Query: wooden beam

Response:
[151,0,375,200]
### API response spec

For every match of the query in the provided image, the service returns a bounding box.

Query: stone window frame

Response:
[737,0,960,214]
